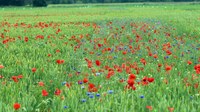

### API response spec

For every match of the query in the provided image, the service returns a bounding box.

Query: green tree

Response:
[0,0,25,6]
[52,0,60,4]
[97,0,105,3]
[0,0,9,6]
[12,0,25,6]
[33,0,47,7]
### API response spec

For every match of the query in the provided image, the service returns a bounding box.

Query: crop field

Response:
[0,3,200,112]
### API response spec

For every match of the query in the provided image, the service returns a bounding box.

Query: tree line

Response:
[0,0,200,7]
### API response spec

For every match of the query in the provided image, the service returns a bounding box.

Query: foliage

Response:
[32,0,47,7]
[0,0,25,6]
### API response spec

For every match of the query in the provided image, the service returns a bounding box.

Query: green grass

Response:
[0,3,199,112]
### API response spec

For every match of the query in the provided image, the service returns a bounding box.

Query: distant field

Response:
[1,3,200,34]
[0,3,199,112]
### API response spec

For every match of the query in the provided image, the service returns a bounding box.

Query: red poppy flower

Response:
[98,43,103,48]
[12,76,18,82]
[38,82,44,86]
[140,58,146,65]
[165,65,172,71]
[142,76,148,82]
[194,83,199,88]
[42,90,48,96]
[194,64,200,74]
[131,85,136,90]
[48,54,51,57]
[129,74,136,80]
[146,106,153,110]
[153,54,158,58]
[117,68,122,73]
[158,63,162,67]
[24,37,28,42]
[187,61,192,65]
[88,83,98,92]
[56,59,65,64]
[106,71,114,79]
[13,103,21,110]
[0,65,4,69]
[148,52,152,56]
[166,50,172,55]
[122,51,127,55]
[16,74,21,79]
[0,75,3,79]
[66,83,72,88]
[56,60,61,64]
[88,83,95,88]
[127,79,135,86]
[119,79,124,83]
[168,107,174,112]
[83,78,88,83]
[107,47,111,51]
[54,88,61,96]
[89,87,98,92]
[148,77,154,83]
[56,28,61,34]
[87,61,92,68]
[56,49,60,53]
[2,39,9,44]
[142,81,149,86]
[32,68,37,73]
[60,60,64,63]
[95,60,101,66]
[126,66,131,74]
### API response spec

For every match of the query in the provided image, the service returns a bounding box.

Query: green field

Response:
[0,3,200,112]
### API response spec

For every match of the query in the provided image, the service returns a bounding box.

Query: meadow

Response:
[0,3,200,112]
